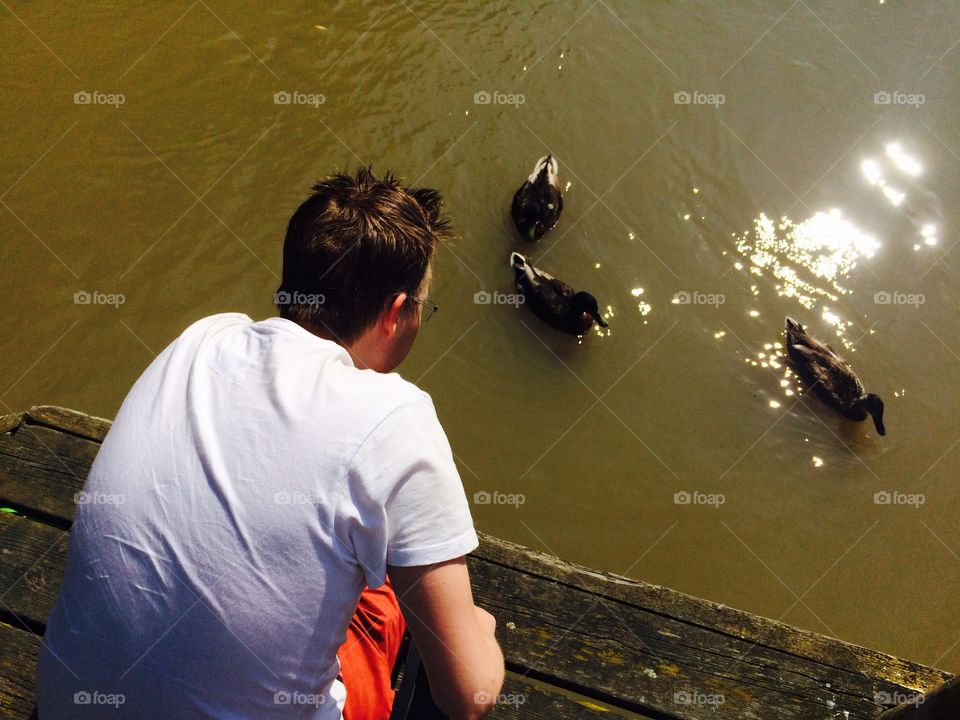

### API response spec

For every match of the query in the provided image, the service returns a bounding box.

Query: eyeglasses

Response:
[407,295,439,322]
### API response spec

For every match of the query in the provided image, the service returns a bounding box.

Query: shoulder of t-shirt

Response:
[339,372,443,456]
[172,313,440,442]
[144,313,251,368]
[178,313,252,340]
[352,370,436,429]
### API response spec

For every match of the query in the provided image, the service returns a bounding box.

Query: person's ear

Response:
[381,293,407,338]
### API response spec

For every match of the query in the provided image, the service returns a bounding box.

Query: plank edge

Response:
[25,406,111,443]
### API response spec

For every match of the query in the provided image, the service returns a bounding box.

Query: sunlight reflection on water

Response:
[861,142,941,250]
[734,209,879,348]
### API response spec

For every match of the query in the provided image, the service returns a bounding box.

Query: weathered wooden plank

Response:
[474,533,949,694]
[413,674,625,719]
[483,676,626,718]
[0,512,69,630]
[0,622,40,720]
[25,406,111,444]
[468,534,951,720]
[0,413,23,436]
[0,424,96,524]
[470,555,834,719]
[877,676,960,718]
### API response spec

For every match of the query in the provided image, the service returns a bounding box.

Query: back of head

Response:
[863,392,885,416]
[277,167,452,343]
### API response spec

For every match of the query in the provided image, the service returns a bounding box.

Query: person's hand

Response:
[474,605,497,637]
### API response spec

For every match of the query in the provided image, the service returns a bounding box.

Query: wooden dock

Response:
[0,406,954,719]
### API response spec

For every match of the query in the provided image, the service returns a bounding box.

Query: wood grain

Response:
[0,624,40,720]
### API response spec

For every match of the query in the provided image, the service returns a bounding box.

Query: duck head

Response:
[858,393,885,436]
[571,291,608,328]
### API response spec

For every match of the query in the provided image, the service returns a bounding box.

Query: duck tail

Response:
[510,252,536,284]
[546,154,558,179]
[530,155,559,186]
[785,316,804,334]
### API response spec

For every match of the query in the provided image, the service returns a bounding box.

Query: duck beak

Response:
[873,415,886,436]
[527,225,537,241]
[592,311,608,328]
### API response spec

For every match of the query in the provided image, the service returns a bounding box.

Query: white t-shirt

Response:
[36,314,478,719]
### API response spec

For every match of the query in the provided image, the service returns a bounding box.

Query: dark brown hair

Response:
[276,167,452,343]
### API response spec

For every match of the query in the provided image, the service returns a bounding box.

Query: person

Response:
[35,167,505,719]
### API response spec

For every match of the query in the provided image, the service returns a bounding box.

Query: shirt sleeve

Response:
[342,396,478,588]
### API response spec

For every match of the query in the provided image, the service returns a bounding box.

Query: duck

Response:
[511,155,563,240]
[784,317,885,436]
[511,252,607,335]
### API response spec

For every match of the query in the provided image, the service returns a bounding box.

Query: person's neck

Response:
[344,340,378,370]
[323,329,384,372]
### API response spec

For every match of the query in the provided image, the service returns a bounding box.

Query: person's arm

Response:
[389,558,504,720]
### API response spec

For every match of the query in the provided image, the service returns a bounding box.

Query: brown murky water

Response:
[2,1,958,673]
